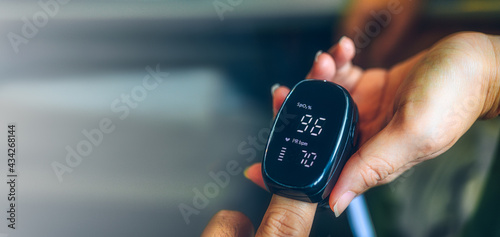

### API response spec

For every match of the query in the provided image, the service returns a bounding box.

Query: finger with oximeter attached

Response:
[256,194,317,236]
[262,80,358,206]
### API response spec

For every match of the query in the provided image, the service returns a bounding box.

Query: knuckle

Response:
[258,207,306,237]
[380,163,414,185]
[430,31,488,72]
[416,136,441,157]
[398,120,443,156]
[447,32,489,46]
[403,120,455,158]
[358,154,396,189]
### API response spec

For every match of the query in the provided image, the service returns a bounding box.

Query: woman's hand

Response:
[248,32,500,217]
[203,32,500,236]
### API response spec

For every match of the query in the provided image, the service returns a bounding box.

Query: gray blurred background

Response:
[0,1,499,236]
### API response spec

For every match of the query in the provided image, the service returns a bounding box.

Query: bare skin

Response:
[203,32,500,236]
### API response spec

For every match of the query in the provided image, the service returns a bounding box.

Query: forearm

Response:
[480,34,500,119]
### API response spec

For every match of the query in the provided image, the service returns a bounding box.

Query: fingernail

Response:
[333,191,356,217]
[314,50,323,62]
[339,36,353,53]
[271,83,280,96]
[244,166,251,179]
[339,35,346,43]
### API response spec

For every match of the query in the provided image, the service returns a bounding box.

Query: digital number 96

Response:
[297,114,326,136]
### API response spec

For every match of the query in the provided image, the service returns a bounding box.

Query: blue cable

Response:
[346,195,376,237]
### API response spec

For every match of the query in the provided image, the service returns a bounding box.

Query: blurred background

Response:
[0,0,499,236]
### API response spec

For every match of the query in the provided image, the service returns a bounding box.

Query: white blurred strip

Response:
[0,1,345,21]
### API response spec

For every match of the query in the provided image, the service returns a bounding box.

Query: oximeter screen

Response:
[265,81,348,187]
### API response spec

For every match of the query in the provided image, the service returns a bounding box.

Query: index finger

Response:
[256,195,317,237]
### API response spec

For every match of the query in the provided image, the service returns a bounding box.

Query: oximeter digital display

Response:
[262,79,358,204]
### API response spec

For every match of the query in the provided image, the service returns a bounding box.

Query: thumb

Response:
[329,124,417,217]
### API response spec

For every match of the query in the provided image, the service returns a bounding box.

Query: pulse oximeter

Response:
[262,79,359,205]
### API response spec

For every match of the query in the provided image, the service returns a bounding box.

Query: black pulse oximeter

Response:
[262,79,358,205]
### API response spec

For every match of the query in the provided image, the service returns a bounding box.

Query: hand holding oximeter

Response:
[262,79,358,205]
